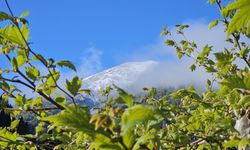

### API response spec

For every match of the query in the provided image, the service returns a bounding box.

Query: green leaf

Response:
[121,105,157,148]
[11,57,18,71]
[79,89,91,96]
[149,87,156,97]
[0,128,17,147]
[209,20,219,29]
[57,60,77,72]
[55,94,67,105]
[98,143,123,150]
[222,0,250,36]
[14,94,26,107]
[221,73,250,90]
[11,120,20,129]
[66,76,82,96]
[239,46,250,57]
[0,24,29,46]
[0,11,13,21]
[198,45,212,60]
[189,64,196,71]
[114,85,134,107]
[177,52,184,59]
[46,71,60,86]
[164,40,175,46]
[16,55,25,67]
[25,66,40,81]
[209,0,216,5]
[43,105,106,137]
[132,133,154,150]
[197,143,212,150]
[239,95,250,107]
[30,97,42,107]
[239,138,250,149]
[19,11,30,18]
[224,139,240,148]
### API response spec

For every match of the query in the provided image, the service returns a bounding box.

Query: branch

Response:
[0,107,59,112]
[1,76,34,90]
[215,0,250,68]
[4,0,76,107]
[1,76,65,110]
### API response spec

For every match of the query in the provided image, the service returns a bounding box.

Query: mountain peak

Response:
[83,61,158,93]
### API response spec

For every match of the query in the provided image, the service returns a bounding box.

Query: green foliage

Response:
[121,105,157,148]
[0,11,13,21]
[43,105,95,135]
[57,60,77,72]
[114,84,134,107]
[1,0,250,149]
[66,76,82,96]
[0,24,29,46]
[223,0,250,36]
[209,20,219,29]
[0,128,17,148]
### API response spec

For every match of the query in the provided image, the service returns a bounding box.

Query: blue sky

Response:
[0,0,219,75]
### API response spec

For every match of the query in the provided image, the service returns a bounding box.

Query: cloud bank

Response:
[114,21,249,92]
[63,20,249,94]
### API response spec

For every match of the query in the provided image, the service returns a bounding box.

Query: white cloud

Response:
[61,21,250,95]
[121,21,227,62]
[126,61,208,92]
[78,47,103,77]
[114,21,228,92]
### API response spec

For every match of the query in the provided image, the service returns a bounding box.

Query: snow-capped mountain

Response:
[82,60,208,100]
[83,61,158,94]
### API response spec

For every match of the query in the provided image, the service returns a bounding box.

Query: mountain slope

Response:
[83,61,158,94]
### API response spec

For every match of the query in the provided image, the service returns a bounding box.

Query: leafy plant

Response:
[0,0,250,149]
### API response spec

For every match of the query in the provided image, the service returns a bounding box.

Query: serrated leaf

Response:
[0,128,17,147]
[66,76,82,96]
[43,104,107,138]
[0,24,29,46]
[222,0,250,36]
[198,44,212,60]
[57,60,76,72]
[46,71,60,87]
[121,105,157,148]
[113,85,134,107]
[14,94,26,107]
[25,66,40,81]
[239,46,250,57]
[0,11,13,22]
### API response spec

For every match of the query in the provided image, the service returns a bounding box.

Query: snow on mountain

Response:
[83,61,158,95]
[82,59,210,100]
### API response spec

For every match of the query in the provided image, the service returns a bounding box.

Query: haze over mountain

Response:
[82,60,209,98]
